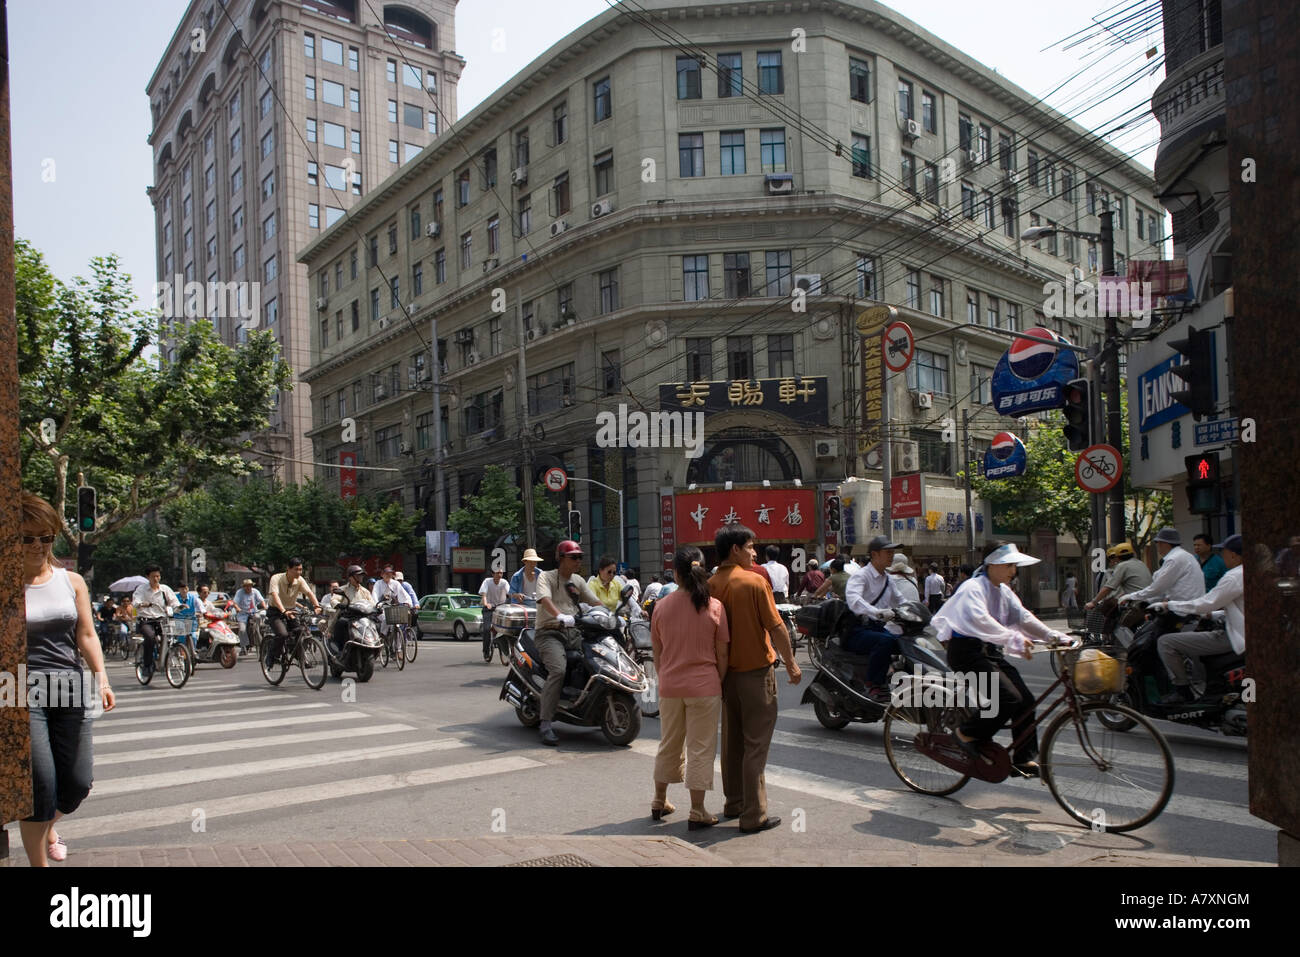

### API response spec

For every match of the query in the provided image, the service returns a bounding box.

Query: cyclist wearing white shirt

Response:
[132,564,179,678]
[1118,528,1205,605]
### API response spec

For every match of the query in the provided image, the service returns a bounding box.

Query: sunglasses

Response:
[22,535,56,544]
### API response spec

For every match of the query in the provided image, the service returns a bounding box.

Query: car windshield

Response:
[450,596,482,609]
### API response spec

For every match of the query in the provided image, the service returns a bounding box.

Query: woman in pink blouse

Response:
[650,546,729,829]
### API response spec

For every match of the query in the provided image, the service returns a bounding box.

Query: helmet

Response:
[556,540,584,559]
[1108,543,1135,559]
[346,564,365,577]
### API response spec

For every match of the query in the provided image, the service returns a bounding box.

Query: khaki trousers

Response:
[721,665,779,829]
[654,695,722,792]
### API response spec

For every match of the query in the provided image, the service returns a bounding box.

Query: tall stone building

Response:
[299,0,1161,593]
[147,0,462,482]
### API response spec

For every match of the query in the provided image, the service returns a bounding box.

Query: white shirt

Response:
[931,574,1059,658]
[924,573,946,598]
[373,578,414,607]
[624,577,641,603]
[1123,546,1205,604]
[1168,565,1245,654]
[762,561,790,595]
[845,563,905,621]
[891,573,921,603]
[132,582,179,620]
[643,581,663,602]
[478,577,510,608]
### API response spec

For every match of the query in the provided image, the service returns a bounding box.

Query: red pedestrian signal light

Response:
[1184,453,1220,515]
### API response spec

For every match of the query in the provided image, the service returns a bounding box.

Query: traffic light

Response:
[1061,378,1092,452]
[568,508,582,543]
[77,486,97,534]
[1168,326,1216,420]
[77,542,96,578]
[1184,452,1220,515]
[825,496,841,532]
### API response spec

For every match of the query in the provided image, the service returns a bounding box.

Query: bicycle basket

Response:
[161,617,197,637]
[383,604,412,625]
[1072,647,1125,695]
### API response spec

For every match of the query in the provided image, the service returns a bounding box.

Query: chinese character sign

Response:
[659,377,829,425]
[340,451,358,500]
[674,488,818,545]
[660,493,676,573]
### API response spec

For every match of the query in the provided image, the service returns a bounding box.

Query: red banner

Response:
[660,493,676,572]
[340,451,358,500]
[891,474,924,519]
[674,487,817,546]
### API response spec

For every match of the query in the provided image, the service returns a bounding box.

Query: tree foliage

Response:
[16,239,292,547]
[448,465,563,548]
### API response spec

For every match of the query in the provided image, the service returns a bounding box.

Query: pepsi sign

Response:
[991,327,1079,415]
[983,431,1027,479]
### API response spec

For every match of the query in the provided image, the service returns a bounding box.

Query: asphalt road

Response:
[6,632,1270,866]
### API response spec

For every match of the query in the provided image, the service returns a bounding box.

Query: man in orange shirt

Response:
[709,524,802,833]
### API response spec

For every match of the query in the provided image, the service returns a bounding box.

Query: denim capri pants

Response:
[25,705,95,822]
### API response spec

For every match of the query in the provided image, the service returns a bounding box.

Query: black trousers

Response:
[945,636,1038,763]
[266,608,292,661]
[139,619,161,671]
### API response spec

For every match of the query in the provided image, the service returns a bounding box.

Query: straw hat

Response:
[521,548,542,563]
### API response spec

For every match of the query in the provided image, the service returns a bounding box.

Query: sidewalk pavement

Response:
[1,837,1269,867]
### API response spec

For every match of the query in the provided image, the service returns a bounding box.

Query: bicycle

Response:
[260,610,328,690]
[133,617,193,689]
[379,602,409,671]
[883,635,1175,833]
[404,620,418,662]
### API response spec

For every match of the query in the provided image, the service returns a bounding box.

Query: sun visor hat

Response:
[983,543,1041,567]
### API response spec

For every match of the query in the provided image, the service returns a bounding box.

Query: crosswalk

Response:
[3,653,1267,858]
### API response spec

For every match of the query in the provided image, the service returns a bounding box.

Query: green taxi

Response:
[416,589,483,641]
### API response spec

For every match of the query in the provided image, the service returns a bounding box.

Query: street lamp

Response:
[1020,225,1099,242]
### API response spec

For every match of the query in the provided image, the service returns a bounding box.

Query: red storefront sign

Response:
[891,474,924,519]
[821,488,839,557]
[675,487,817,546]
[660,493,676,572]
[340,451,358,500]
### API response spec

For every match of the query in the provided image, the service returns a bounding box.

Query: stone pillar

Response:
[0,0,35,856]
[1224,0,1300,861]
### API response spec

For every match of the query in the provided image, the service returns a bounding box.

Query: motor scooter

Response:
[322,595,384,682]
[191,608,241,669]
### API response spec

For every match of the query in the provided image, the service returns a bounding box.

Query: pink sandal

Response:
[47,837,67,862]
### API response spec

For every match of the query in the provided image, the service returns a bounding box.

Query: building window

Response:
[228,91,240,122]
[183,227,192,252]
[851,133,871,178]
[678,133,704,177]
[350,88,360,112]
[515,129,530,168]
[676,57,701,99]
[320,317,329,348]
[326,206,343,227]
[370,288,379,321]
[400,102,420,129]
[961,182,976,219]
[966,290,979,324]
[724,253,750,297]
[387,99,397,123]
[306,118,317,143]
[553,171,570,215]
[386,59,397,83]
[261,170,274,201]
[323,79,344,107]
[205,198,215,225]
[231,206,243,232]
[922,162,938,203]
[601,350,622,396]
[349,47,359,71]
[409,206,421,240]
[908,348,950,395]
[351,129,361,154]
[427,111,438,135]
[757,51,783,94]
[999,133,1014,171]
[720,131,745,175]
[1061,169,1074,201]
[767,334,794,379]
[485,317,500,355]
[971,365,993,406]
[922,90,937,133]
[905,269,921,309]
[1148,213,1159,243]
[959,113,972,152]
[460,231,472,268]
[1028,151,1039,186]
[412,261,423,297]
[323,120,344,148]
[759,129,786,173]
[986,296,999,328]
[259,89,272,120]
[263,212,275,240]
[305,75,315,100]
[593,76,611,122]
[849,57,870,103]
[726,336,753,380]
[307,161,318,185]
[765,250,792,296]
[897,78,913,119]
[553,101,567,144]
[856,255,876,298]
[1045,161,1056,196]
[264,254,277,282]
[389,140,398,164]
[518,194,531,236]
[527,364,575,416]
[978,124,991,164]
[457,169,470,206]
[231,166,243,192]
[389,276,400,310]
[685,338,713,381]
[683,255,709,301]
[206,236,216,259]
[203,129,213,155]
[984,190,996,229]
[717,53,742,97]
[901,152,916,194]
[335,261,343,291]
[320,36,342,64]
[598,267,619,314]
[304,33,314,58]
[1001,198,1017,238]
[1005,302,1018,331]
[594,150,613,195]
[929,276,944,317]
[487,216,500,255]
[435,249,446,283]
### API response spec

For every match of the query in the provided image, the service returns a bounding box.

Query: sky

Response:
[8,0,1165,311]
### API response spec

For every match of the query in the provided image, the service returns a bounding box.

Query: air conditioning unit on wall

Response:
[425,222,441,238]
[893,440,920,473]
[591,198,614,218]
[550,220,569,237]
[511,167,528,186]
[913,391,934,409]
[815,439,838,458]
[904,119,921,139]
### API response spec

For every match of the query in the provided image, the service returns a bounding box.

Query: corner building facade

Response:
[301,0,1161,590]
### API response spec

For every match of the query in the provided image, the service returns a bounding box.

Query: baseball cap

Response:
[866,535,901,553]
[1215,534,1243,555]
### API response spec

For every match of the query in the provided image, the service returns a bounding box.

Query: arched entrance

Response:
[685,429,802,485]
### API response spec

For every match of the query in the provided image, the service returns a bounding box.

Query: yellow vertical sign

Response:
[856,306,894,455]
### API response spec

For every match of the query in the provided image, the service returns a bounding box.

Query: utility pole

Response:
[880,349,892,543]
[962,408,975,566]
[517,292,536,547]
[1100,210,1125,544]
[429,315,448,592]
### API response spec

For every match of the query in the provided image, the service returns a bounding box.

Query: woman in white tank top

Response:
[18,492,115,867]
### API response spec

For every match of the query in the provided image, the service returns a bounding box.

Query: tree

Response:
[447,465,563,548]
[86,518,174,590]
[16,239,291,550]
[350,500,422,558]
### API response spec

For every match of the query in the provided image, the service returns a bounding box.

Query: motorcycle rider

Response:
[1149,534,1245,704]
[478,568,511,650]
[932,543,1071,778]
[194,584,224,654]
[1116,528,1205,640]
[534,540,603,746]
[265,558,321,667]
[843,536,908,703]
[1085,542,1152,611]
[508,548,543,607]
[132,564,179,679]
[232,579,267,655]
[330,565,374,652]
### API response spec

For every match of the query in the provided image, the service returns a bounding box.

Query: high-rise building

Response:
[146,0,463,482]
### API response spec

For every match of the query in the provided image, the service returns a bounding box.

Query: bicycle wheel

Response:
[394,629,406,671]
[379,632,391,668]
[298,636,328,690]
[1041,701,1174,833]
[883,706,972,796]
[134,644,153,686]
[165,644,191,689]
[405,625,418,662]
[261,636,288,686]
